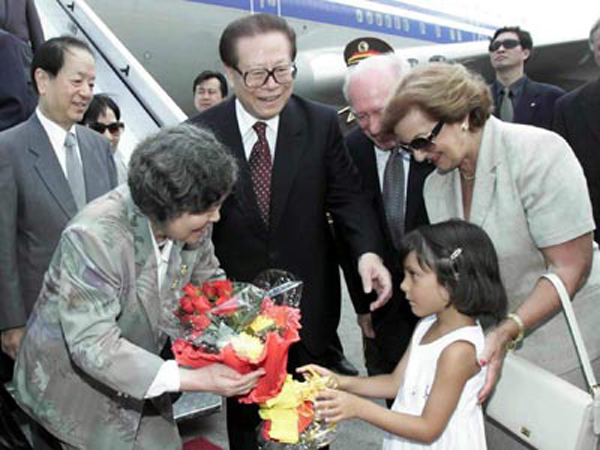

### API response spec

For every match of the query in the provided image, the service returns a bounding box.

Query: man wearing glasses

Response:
[190,13,392,450]
[489,26,564,130]
[336,53,432,389]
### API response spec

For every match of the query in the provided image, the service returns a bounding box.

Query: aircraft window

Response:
[403,18,410,32]
[457,30,463,41]
[394,16,401,30]
[419,22,426,35]
[385,15,391,28]
[355,9,363,23]
[435,25,442,38]
[366,11,373,25]
[449,28,456,41]
[268,0,276,6]
[376,13,383,27]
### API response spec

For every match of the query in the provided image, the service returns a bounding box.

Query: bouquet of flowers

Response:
[257,368,338,449]
[163,271,302,403]
[163,270,337,447]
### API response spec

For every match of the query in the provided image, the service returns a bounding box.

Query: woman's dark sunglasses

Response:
[89,121,125,134]
[400,121,444,153]
[488,38,520,52]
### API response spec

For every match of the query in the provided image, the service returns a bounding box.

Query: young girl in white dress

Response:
[302,219,507,449]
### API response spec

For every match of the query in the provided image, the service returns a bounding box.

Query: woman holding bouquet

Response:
[12,124,265,450]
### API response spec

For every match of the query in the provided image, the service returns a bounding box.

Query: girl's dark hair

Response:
[402,219,507,328]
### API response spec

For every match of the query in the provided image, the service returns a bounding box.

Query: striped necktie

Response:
[382,148,405,251]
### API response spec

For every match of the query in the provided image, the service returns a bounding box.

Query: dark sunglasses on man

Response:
[89,121,125,134]
[488,38,521,53]
[400,121,444,153]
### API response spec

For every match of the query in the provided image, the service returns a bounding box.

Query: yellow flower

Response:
[231,332,264,362]
[249,315,275,333]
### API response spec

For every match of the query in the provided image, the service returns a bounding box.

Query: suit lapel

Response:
[76,125,103,201]
[217,100,267,236]
[468,118,500,227]
[270,98,305,232]
[28,115,77,219]
[580,79,600,145]
[514,78,537,125]
[127,200,162,346]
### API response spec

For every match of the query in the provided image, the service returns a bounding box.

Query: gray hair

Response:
[128,124,238,225]
[342,53,411,102]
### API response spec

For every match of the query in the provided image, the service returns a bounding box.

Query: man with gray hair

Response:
[554,17,600,243]
[335,53,433,379]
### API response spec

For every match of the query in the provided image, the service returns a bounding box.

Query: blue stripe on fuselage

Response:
[186,0,493,43]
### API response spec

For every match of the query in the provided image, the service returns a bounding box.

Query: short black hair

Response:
[81,94,121,124]
[491,26,533,56]
[192,70,228,97]
[128,124,238,225]
[402,219,507,328]
[219,13,297,68]
[31,36,94,94]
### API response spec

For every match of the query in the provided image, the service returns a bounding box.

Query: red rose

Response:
[180,297,194,314]
[191,294,211,314]
[188,313,211,330]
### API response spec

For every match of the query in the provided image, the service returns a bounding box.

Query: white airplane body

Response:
[82,0,597,115]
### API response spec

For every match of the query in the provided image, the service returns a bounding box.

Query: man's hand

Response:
[357,313,375,339]
[180,364,265,397]
[1,326,25,359]
[357,252,391,310]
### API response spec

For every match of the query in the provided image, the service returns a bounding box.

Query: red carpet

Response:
[183,436,223,450]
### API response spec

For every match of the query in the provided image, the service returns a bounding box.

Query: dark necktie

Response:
[500,87,514,122]
[382,148,405,251]
[249,122,272,225]
[64,132,86,210]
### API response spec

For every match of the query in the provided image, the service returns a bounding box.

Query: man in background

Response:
[489,26,564,129]
[554,18,600,242]
[337,52,432,381]
[0,28,35,131]
[0,35,117,366]
[82,93,128,184]
[193,69,228,112]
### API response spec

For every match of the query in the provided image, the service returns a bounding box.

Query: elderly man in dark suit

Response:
[489,26,564,130]
[554,18,600,242]
[190,13,392,450]
[338,53,433,380]
[0,36,117,365]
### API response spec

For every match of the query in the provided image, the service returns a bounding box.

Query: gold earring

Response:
[461,123,468,132]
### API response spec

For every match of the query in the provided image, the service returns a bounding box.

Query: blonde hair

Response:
[382,62,493,135]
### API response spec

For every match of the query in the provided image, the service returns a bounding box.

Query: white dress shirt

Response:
[235,99,279,161]
[36,108,82,177]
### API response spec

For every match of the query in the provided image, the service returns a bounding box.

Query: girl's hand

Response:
[477,327,508,403]
[297,364,341,388]
[315,388,362,423]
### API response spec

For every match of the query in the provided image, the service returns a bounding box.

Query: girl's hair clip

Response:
[449,248,463,261]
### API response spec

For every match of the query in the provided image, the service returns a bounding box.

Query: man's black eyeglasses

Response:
[89,122,125,134]
[233,63,297,88]
[488,38,521,53]
[400,121,444,153]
